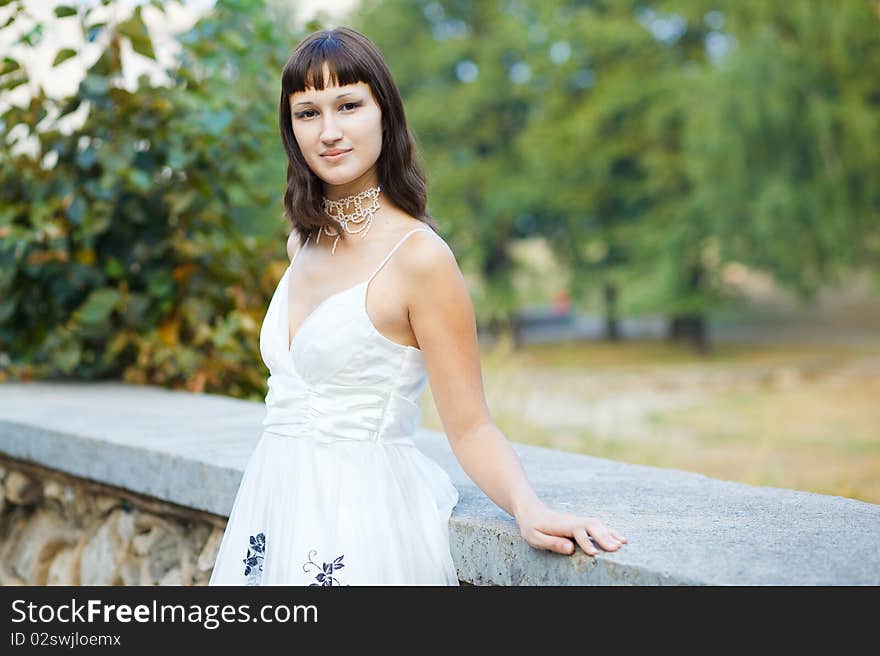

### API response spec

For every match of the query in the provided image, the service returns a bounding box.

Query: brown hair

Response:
[279,27,438,245]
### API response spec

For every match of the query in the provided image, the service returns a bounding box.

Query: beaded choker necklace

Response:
[317,184,382,255]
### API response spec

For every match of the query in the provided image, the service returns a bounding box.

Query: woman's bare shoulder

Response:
[398,224,460,280]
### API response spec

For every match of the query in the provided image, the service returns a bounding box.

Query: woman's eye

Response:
[296,102,361,118]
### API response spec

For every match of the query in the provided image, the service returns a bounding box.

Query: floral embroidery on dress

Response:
[243,532,266,585]
[303,549,346,586]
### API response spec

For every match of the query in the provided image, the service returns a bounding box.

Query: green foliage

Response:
[677,0,880,300]
[0,0,294,396]
[3,0,878,386]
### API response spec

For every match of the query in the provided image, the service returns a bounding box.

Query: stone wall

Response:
[2,381,879,585]
[0,458,223,586]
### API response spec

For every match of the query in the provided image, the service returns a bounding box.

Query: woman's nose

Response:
[320,114,343,142]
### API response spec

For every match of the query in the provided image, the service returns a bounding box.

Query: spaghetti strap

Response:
[366,227,432,284]
[290,234,309,267]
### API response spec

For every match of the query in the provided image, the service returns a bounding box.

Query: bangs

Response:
[281,34,374,93]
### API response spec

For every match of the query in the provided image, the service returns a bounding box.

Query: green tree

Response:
[677,0,880,299]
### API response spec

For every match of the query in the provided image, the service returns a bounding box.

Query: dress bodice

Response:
[258,228,432,447]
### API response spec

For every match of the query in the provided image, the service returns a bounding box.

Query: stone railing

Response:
[1,381,878,585]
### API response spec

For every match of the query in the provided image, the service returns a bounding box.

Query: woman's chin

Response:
[318,169,369,188]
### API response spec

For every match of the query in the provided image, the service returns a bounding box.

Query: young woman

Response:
[208,27,626,586]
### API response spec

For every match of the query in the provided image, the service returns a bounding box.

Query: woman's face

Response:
[289,65,383,193]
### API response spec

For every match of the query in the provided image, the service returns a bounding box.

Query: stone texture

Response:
[47,546,80,585]
[95,494,123,515]
[136,519,185,585]
[7,508,77,584]
[80,512,128,585]
[197,527,224,573]
[117,555,142,586]
[159,567,182,586]
[5,470,42,505]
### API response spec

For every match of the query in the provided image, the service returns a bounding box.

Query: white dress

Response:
[208,227,460,586]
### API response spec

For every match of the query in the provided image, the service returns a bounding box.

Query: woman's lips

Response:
[321,149,351,162]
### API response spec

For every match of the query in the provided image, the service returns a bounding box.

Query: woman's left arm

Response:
[403,233,627,557]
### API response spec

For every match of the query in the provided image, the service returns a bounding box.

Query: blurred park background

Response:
[1,0,878,503]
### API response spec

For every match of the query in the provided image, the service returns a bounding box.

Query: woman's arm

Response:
[403,232,626,557]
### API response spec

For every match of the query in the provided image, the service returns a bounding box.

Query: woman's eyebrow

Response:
[293,92,358,108]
